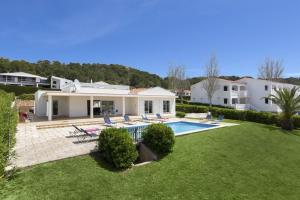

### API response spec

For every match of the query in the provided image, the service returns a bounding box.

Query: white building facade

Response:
[50,76,72,90]
[0,72,48,87]
[35,80,176,120]
[191,77,300,112]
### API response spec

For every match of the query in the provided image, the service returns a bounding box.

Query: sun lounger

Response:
[206,114,213,120]
[104,116,117,127]
[78,128,99,141]
[123,115,135,125]
[185,113,207,119]
[141,114,153,122]
[156,113,168,122]
[214,115,224,122]
[71,125,100,141]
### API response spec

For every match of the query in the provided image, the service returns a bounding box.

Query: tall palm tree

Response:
[268,86,300,130]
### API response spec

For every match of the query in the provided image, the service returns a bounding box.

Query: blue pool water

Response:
[165,121,217,135]
[126,121,218,142]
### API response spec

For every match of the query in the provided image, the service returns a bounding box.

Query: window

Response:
[224,86,228,91]
[265,85,268,91]
[163,101,170,113]
[53,100,58,116]
[53,80,57,84]
[265,98,269,104]
[232,98,238,104]
[144,101,153,114]
[224,98,228,104]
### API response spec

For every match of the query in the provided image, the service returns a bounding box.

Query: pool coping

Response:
[124,120,239,137]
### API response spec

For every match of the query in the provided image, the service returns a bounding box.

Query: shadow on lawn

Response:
[89,152,122,172]
[261,124,300,136]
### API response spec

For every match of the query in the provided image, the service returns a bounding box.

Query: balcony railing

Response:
[231,90,248,97]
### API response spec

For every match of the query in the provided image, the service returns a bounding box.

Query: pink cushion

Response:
[84,128,99,132]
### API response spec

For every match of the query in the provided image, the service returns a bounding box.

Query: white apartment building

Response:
[0,72,49,87]
[191,77,300,112]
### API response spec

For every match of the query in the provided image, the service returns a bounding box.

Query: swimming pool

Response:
[126,121,219,141]
[165,121,218,135]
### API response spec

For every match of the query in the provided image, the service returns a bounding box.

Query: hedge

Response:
[0,85,39,96]
[98,128,138,169]
[176,104,300,129]
[0,90,18,178]
[176,111,186,118]
[18,93,35,100]
[142,124,175,156]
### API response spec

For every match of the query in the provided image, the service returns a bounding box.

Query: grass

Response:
[1,121,300,199]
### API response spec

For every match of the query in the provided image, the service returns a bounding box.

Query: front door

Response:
[53,100,58,116]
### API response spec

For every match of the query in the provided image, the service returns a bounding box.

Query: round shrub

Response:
[142,124,175,156]
[176,111,186,118]
[98,128,138,169]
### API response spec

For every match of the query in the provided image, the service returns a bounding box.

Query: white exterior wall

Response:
[35,91,47,116]
[68,96,124,117]
[35,86,176,120]
[51,76,72,90]
[191,79,234,107]
[237,78,297,112]
[138,97,176,116]
[125,97,138,115]
[191,77,299,112]
[35,92,69,117]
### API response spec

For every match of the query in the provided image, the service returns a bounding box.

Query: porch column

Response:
[90,96,94,118]
[137,97,140,116]
[48,95,52,121]
[122,96,125,116]
[173,97,176,115]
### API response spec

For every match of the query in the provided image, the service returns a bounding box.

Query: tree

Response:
[258,58,284,81]
[202,54,219,107]
[267,87,300,130]
[168,66,189,103]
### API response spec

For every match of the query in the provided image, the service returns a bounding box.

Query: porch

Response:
[40,93,175,121]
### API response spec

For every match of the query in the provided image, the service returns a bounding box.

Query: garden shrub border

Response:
[98,128,138,169]
[142,123,175,157]
[176,104,300,129]
[0,90,18,178]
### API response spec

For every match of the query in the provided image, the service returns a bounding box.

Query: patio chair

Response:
[141,114,153,122]
[78,128,99,142]
[123,115,135,125]
[156,113,168,122]
[214,115,224,123]
[71,125,100,137]
[104,115,117,127]
[206,113,213,121]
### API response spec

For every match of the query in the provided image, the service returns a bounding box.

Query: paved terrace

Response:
[10,116,237,168]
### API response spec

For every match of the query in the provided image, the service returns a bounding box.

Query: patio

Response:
[10,116,234,168]
[11,116,169,167]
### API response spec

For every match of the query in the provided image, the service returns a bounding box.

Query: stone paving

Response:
[11,123,103,168]
[10,117,237,168]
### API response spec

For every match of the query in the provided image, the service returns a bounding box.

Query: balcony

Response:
[231,90,248,97]
[0,78,37,86]
[231,104,250,110]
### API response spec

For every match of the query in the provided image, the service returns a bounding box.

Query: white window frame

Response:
[144,100,153,114]
[163,100,170,113]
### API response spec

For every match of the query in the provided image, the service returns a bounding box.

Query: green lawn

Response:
[2,121,300,200]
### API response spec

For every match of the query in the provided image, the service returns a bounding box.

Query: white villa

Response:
[191,77,300,112]
[50,76,72,90]
[0,72,49,87]
[35,80,176,121]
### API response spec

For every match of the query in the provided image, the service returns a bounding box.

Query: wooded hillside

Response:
[0,57,299,88]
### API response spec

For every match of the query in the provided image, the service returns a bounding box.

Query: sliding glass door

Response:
[87,100,114,116]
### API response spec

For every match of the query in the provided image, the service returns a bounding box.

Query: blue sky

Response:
[0,0,300,78]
